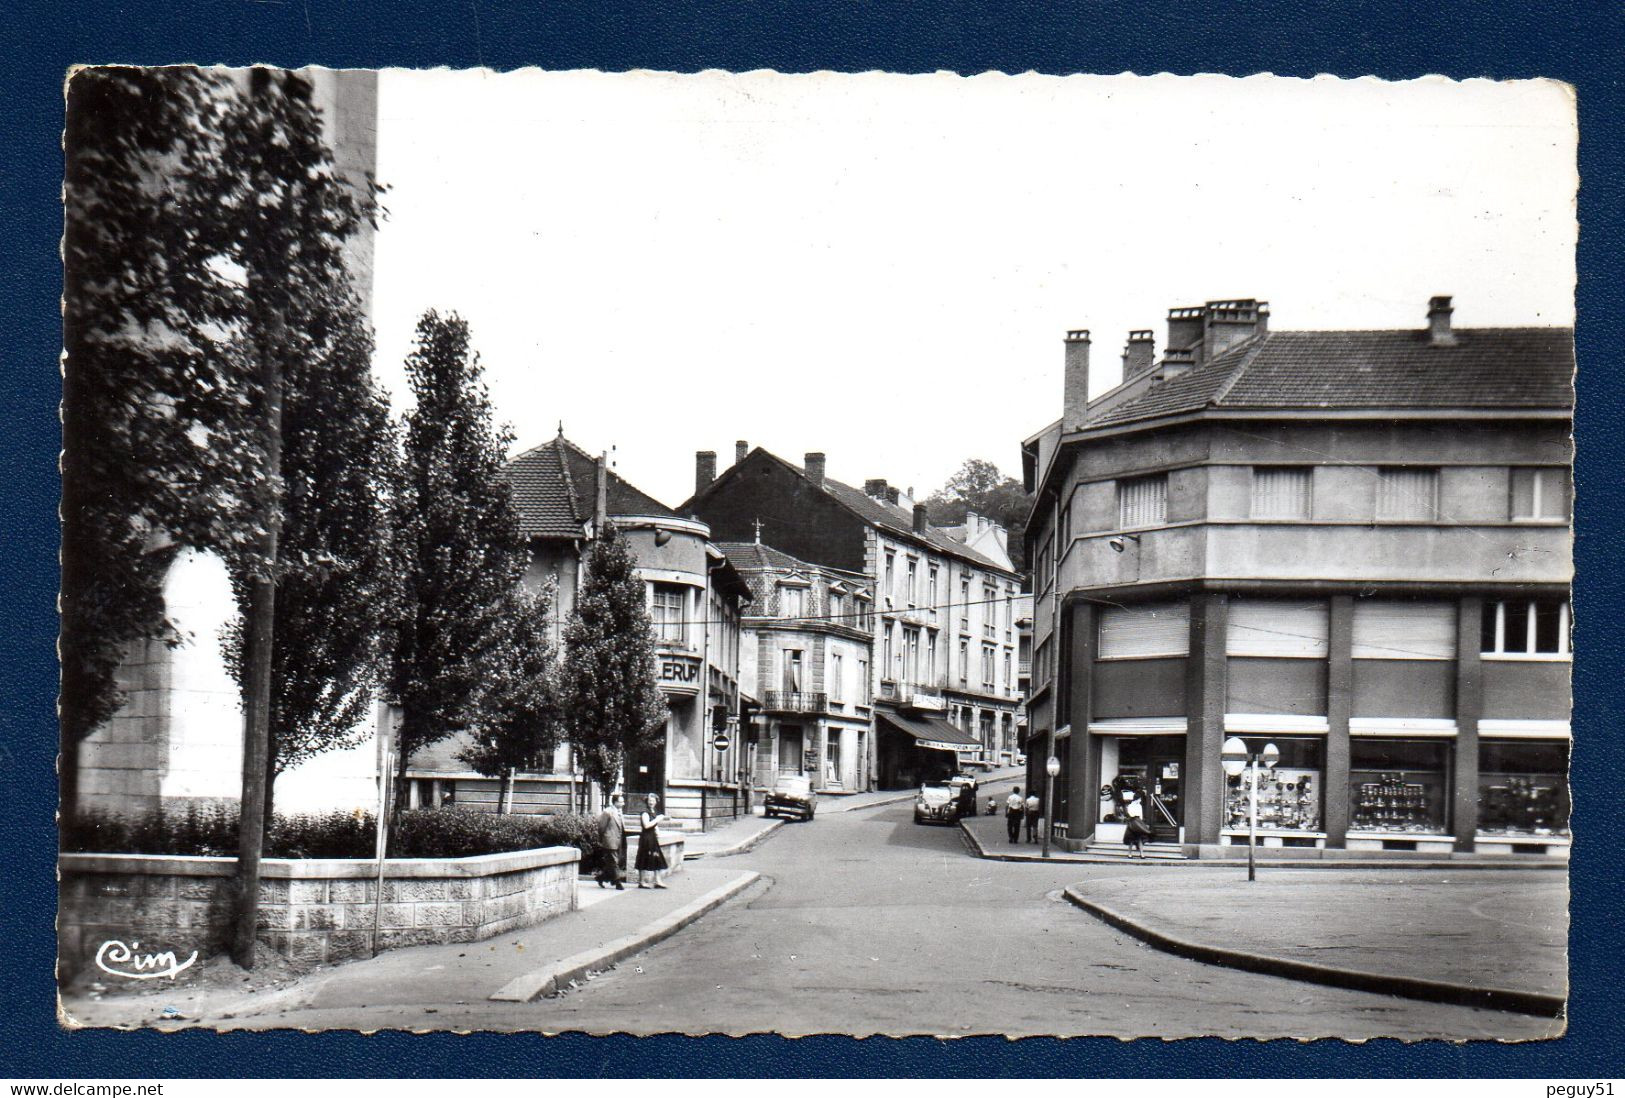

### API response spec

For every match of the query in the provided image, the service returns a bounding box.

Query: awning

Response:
[877,710,982,754]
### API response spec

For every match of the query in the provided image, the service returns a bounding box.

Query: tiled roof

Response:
[1091,326,1575,429]
[815,471,1015,576]
[717,541,814,574]
[504,433,679,540]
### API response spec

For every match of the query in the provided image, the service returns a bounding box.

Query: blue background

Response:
[4,0,1620,1078]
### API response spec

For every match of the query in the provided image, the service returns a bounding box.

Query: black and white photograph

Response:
[57,66,1574,1041]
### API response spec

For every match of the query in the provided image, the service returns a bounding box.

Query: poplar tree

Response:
[556,522,667,798]
[392,311,529,806]
[457,581,561,812]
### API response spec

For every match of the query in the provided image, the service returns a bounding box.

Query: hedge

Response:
[62,804,600,863]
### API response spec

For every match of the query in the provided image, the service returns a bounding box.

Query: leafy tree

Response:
[457,581,562,812]
[61,69,253,823]
[924,458,1035,577]
[391,311,530,806]
[556,522,667,798]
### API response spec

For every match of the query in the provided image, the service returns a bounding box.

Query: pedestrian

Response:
[594,791,626,890]
[956,779,977,821]
[1123,791,1150,858]
[1005,786,1025,844]
[1025,790,1041,843]
[987,794,999,817]
[635,793,671,889]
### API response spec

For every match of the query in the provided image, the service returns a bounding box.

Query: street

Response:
[525,796,1559,1040]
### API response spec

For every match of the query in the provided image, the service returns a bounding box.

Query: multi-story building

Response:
[719,539,875,794]
[686,446,1023,789]
[407,431,752,829]
[1022,296,1573,857]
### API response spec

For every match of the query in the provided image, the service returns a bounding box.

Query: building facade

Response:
[686,446,1023,789]
[1022,296,1573,857]
[721,540,876,795]
[407,432,751,830]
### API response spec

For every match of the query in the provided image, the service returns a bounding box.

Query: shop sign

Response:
[657,654,702,693]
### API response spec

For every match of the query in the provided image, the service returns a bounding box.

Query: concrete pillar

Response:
[1183,592,1228,845]
[1063,599,1097,843]
[1453,597,1484,851]
[1325,595,1355,847]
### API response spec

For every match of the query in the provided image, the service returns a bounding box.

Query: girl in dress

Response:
[636,793,671,888]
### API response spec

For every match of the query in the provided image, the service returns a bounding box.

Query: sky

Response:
[368,71,1576,510]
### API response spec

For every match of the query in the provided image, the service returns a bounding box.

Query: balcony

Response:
[763,690,828,714]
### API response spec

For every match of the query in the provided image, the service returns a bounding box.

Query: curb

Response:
[827,791,918,813]
[956,819,1568,870]
[1061,886,1564,1018]
[488,871,761,1002]
[684,819,785,860]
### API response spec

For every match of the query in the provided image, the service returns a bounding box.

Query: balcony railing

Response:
[763,690,828,713]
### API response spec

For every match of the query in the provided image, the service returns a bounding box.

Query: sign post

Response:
[1223,737,1278,882]
[1043,755,1061,859]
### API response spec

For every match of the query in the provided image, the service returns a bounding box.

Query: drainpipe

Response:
[1044,492,1061,859]
[700,554,711,833]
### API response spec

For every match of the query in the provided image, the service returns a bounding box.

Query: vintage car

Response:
[913,782,960,825]
[764,774,817,821]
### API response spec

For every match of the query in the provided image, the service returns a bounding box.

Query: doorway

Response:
[1115,735,1184,842]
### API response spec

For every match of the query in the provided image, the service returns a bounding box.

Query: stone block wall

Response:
[59,846,580,979]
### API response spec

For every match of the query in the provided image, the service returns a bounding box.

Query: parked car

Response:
[913,782,959,825]
[764,775,817,821]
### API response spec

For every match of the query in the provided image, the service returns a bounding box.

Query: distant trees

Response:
[555,522,667,799]
[923,458,1034,577]
[390,311,532,806]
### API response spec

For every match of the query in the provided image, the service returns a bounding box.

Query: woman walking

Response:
[1123,791,1151,858]
[635,793,671,889]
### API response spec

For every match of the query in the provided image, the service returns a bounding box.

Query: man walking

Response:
[1025,790,1042,844]
[595,792,627,890]
[1005,786,1025,844]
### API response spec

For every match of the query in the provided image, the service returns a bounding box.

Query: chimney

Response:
[804,452,826,486]
[594,454,609,534]
[1427,295,1456,346]
[695,450,717,496]
[865,478,889,499]
[1062,329,1091,431]
[1166,306,1205,363]
[1204,299,1269,359]
[886,486,900,505]
[734,439,749,465]
[1121,330,1155,379]
[913,502,929,534]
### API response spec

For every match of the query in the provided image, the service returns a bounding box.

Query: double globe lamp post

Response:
[1221,736,1279,882]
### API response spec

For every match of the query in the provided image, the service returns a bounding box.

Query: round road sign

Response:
[711,732,731,752]
[1045,756,1062,777]
[1220,736,1249,778]
[1261,742,1281,768]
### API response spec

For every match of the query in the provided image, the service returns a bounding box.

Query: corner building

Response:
[1021,297,1573,857]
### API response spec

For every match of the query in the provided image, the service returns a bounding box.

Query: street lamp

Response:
[1221,737,1279,882]
[1043,754,1061,859]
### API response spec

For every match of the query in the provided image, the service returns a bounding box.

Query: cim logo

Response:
[95,939,199,981]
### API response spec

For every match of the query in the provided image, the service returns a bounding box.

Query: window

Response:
[1005,589,1015,636]
[1227,599,1329,658]
[1118,474,1168,529]
[780,584,805,619]
[1251,466,1312,520]
[925,631,937,681]
[982,586,998,636]
[1376,467,1439,521]
[781,649,803,693]
[903,626,920,685]
[1097,602,1191,659]
[1511,468,1570,522]
[1352,600,1456,660]
[906,560,918,607]
[829,591,845,622]
[928,566,939,613]
[1478,740,1569,837]
[1003,651,1012,691]
[829,652,844,701]
[1481,598,1571,658]
[958,639,970,683]
[960,575,971,630]
[883,625,895,676]
[857,659,870,703]
[652,585,686,643]
[981,644,996,688]
[884,552,896,604]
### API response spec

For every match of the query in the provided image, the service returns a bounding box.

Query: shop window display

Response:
[1349,738,1450,833]
[1478,740,1570,837]
[1222,737,1323,832]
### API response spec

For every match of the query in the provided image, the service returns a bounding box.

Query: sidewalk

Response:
[679,811,783,858]
[822,766,1027,814]
[59,862,759,1030]
[1066,868,1567,1015]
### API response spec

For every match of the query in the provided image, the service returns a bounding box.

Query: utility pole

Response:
[233,66,289,969]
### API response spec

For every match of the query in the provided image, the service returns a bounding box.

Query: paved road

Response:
[527,795,1560,1040]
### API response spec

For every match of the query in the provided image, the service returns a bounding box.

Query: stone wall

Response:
[59,846,580,978]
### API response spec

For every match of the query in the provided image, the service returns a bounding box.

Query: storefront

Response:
[875,709,982,789]
[1092,725,1185,843]
[1219,734,1326,849]
[1475,725,1570,856]
[1344,725,1456,854]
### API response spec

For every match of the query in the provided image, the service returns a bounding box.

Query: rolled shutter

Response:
[1227,599,1329,658]
[1352,600,1456,660]
[1098,602,1190,659]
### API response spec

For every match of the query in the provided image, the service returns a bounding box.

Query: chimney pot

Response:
[804,452,826,486]
[1121,329,1156,379]
[695,451,717,497]
[865,478,889,498]
[1063,328,1091,431]
[913,502,929,534]
[735,440,749,465]
[1427,295,1456,346]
